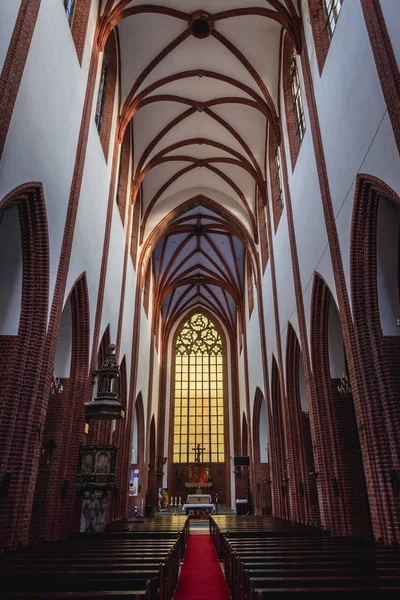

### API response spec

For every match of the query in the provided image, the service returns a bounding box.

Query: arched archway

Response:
[0,182,49,549]
[252,388,272,515]
[311,273,371,537]
[126,391,145,516]
[111,356,127,521]
[351,174,400,544]
[147,415,157,510]
[242,412,248,457]
[286,324,320,526]
[166,310,231,507]
[270,356,288,518]
[30,273,90,541]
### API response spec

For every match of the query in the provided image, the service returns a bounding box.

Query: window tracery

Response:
[173,314,224,464]
[323,0,343,37]
[63,0,75,25]
[289,50,306,143]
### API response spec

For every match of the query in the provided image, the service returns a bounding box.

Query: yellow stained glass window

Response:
[173,313,224,463]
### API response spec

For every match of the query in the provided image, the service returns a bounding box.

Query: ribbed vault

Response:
[99,0,301,331]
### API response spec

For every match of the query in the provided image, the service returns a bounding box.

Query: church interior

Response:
[1,0,400,597]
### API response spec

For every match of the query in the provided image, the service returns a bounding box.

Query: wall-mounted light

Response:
[337,373,352,396]
[50,371,64,395]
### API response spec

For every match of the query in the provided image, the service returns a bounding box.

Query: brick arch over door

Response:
[252,388,272,515]
[350,174,400,545]
[0,182,49,550]
[30,272,90,542]
[311,273,372,538]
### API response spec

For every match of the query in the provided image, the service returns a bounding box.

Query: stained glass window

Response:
[323,0,342,37]
[289,50,306,143]
[274,146,284,209]
[63,0,75,25]
[95,56,108,133]
[173,313,224,463]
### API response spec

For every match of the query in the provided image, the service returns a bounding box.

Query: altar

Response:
[182,494,215,514]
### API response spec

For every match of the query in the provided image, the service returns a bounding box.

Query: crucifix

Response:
[192,442,206,463]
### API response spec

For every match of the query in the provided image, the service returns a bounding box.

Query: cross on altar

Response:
[192,442,206,463]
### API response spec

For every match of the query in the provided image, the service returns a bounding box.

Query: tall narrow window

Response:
[116,153,123,207]
[323,0,342,37]
[95,56,108,133]
[274,146,284,209]
[63,0,75,25]
[173,314,224,464]
[289,51,306,143]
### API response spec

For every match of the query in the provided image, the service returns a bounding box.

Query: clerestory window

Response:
[95,56,108,133]
[323,0,343,37]
[289,50,306,143]
[63,0,75,26]
[274,146,284,209]
[173,313,224,464]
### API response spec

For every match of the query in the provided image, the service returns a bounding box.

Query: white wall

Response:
[254,0,400,419]
[0,0,99,322]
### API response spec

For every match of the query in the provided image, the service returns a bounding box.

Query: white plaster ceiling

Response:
[101,0,300,330]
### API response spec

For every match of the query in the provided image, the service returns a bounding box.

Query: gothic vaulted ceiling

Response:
[100,1,301,334]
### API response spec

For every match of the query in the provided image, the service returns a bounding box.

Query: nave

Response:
[1,514,400,598]
[1,0,400,564]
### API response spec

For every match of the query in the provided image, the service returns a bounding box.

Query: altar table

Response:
[182,494,215,513]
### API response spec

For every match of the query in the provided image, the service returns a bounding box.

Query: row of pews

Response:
[210,515,400,598]
[0,515,189,599]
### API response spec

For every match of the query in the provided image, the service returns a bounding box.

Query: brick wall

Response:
[0,336,18,411]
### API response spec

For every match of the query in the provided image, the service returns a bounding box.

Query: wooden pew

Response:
[209,515,400,598]
[0,516,189,600]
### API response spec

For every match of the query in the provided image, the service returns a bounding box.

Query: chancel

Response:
[1,1,400,598]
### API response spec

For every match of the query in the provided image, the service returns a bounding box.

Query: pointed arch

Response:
[134,392,145,469]
[252,387,272,515]
[242,412,248,457]
[30,272,90,541]
[286,323,319,526]
[311,272,372,538]
[270,355,288,518]
[350,174,400,544]
[0,182,49,549]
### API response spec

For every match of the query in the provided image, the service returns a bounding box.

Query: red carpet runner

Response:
[174,534,231,600]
